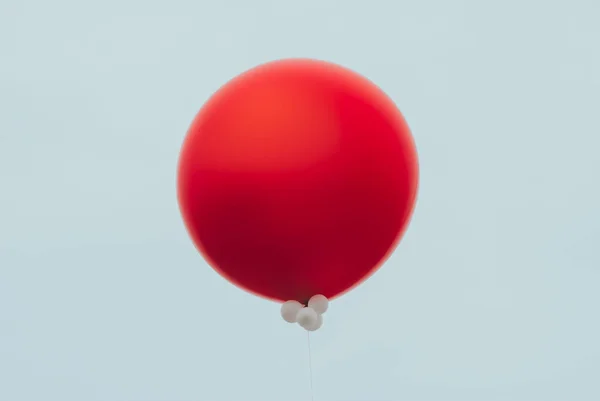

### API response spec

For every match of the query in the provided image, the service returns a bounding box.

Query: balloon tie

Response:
[280,295,329,399]
[307,331,314,401]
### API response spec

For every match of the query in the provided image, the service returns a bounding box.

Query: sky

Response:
[1,0,599,400]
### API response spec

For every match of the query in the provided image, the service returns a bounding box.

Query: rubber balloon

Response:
[178,58,419,304]
[308,294,329,315]
[281,300,303,323]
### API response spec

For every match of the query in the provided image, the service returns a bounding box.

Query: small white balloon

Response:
[306,314,323,332]
[296,307,318,330]
[308,294,329,315]
[281,300,303,323]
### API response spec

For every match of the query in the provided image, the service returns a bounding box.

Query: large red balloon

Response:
[178,59,419,304]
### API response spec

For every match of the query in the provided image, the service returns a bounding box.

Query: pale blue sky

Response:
[1,0,599,400]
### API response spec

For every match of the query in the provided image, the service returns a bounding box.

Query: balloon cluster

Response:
[280,295,329,331]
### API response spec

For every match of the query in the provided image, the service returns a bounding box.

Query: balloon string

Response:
[307,331,314,401]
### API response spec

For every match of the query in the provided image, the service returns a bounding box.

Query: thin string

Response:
[307,331,314,401]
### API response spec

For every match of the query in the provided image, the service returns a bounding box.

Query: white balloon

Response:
[305,314,323,332]
[281,300,303,323]
[296,307,318,330]
[308,294,329,315]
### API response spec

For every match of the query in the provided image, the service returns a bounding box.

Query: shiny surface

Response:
[178,59,419,303]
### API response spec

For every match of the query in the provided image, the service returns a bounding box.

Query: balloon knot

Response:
[280,294,329,331]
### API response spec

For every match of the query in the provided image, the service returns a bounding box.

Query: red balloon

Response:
[177,59,419,304]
